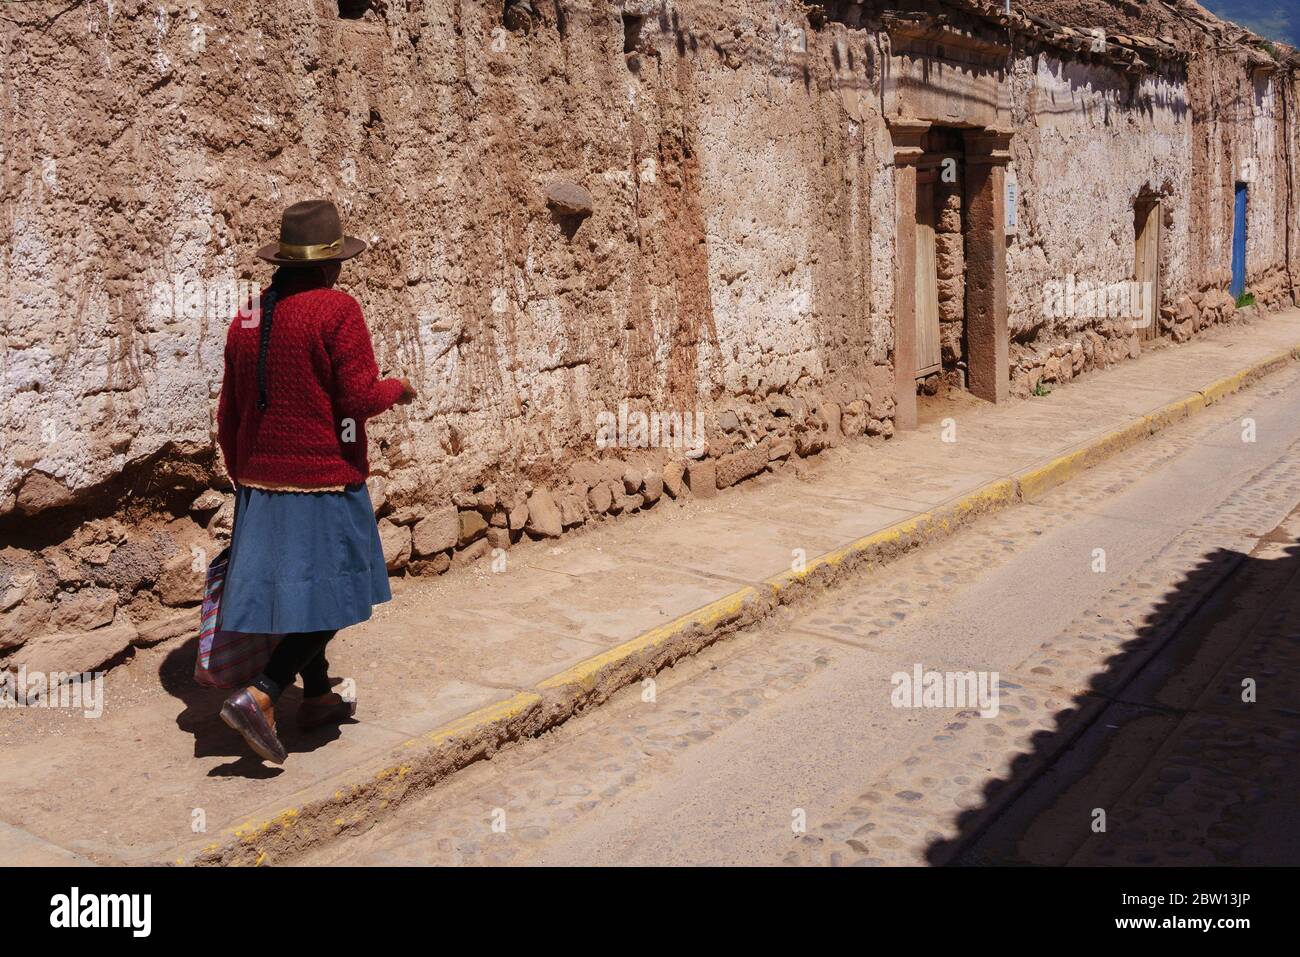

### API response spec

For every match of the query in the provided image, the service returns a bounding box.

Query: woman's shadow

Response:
[160,636,354,779]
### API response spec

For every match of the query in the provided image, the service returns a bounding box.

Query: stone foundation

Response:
[0,283,1282,681]
[0,379,902,676]
[1007,280,1280,400]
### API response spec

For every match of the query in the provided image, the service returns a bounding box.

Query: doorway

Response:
[1134,199,1161,340]
[914,128,966,392]
[914,168,942,381]
[889,120,1010,429]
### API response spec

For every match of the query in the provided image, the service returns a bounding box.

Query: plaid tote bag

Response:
[193,546,279,689]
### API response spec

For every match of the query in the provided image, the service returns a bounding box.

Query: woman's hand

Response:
[396,378,417,405]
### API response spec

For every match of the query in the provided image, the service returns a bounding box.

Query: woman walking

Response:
[215,199,414,764]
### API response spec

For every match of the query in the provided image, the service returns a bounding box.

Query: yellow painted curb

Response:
[1145,392,1206,430]
[765,478,1018,595]
[417,690,542,746]
[180,340,1300,866]
[193,692,545,865]
[1016,415,1152,502]
[1199,349,1294,404]
[1016,347,1298,502]
[1200,370,1250,406]
[538,587,761,694]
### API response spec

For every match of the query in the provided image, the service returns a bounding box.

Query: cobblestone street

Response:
[297,364,1300,866]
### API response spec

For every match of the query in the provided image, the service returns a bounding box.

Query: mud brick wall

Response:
[1002,33,1299,398]
[1,0,1297,677]
[1004,58,1193,340]
[0,0,900,673]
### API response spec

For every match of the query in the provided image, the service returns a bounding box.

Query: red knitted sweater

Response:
[217,286,404,489]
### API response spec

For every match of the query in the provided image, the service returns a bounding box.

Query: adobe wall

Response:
[0,1,900,669]
[1003,43,1298,397]
[0,0,1296,677]
[1003,53,1192,393]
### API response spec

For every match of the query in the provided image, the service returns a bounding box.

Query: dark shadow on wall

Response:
[926,541,1300,866]
[1054,57,1190,122]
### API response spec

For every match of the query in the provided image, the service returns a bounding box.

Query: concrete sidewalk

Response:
[4,308,1300,866]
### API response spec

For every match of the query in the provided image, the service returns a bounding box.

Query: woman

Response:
[215,199,414,764]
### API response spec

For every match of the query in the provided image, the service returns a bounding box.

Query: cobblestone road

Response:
[298,366,1300,866]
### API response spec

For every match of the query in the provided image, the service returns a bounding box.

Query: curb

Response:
[176,345,1300,866]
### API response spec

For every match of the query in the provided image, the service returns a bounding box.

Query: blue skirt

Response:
[219,484,392,635]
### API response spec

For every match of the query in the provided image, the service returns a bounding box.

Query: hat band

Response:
[277,237,343,260]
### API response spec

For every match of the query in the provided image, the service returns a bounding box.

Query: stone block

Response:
[453,538,493,566]
[545,181,594,216]
[378,519,412,572]
[50,587,117,632]
[413,506,460,556]
[0,599,53,655]
[526,489,563,538]
[716,447,768,488]
[16,472,74,516]
[588,482,613,514]
[663,462,686,498]
[685,459,717,498]
[18,619,139,681]
[409,553,451,577]
[157,553,205,607]
[558,491,587,527]
[457,509,488,545]
[641,471,663,505]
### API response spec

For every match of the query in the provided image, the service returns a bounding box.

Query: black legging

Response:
[252,630,337,701]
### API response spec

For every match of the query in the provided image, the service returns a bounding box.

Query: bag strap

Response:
[213,487,243,633]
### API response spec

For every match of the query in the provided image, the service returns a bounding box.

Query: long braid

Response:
[255,270,287,411]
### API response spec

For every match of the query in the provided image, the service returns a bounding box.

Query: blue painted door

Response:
[1230,182,1248,299]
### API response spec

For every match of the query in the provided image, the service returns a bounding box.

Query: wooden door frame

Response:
[1134,198,1161,340]
[889,119,929,431]
[889,118,1012,430]
[914,167,942,380]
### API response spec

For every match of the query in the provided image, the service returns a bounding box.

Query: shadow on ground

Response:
[927,540,1300,866]
[159,638,349,778]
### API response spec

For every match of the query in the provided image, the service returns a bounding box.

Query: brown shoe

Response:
[220,688,288,764]
[297,692,355,731]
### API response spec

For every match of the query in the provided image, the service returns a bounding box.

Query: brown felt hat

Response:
[256,199,367,266]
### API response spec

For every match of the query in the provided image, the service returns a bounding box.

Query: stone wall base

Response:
[4,284,1297,682]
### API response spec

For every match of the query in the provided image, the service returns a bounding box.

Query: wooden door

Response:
[1134,200,1160,340]
[915,172,942,378]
